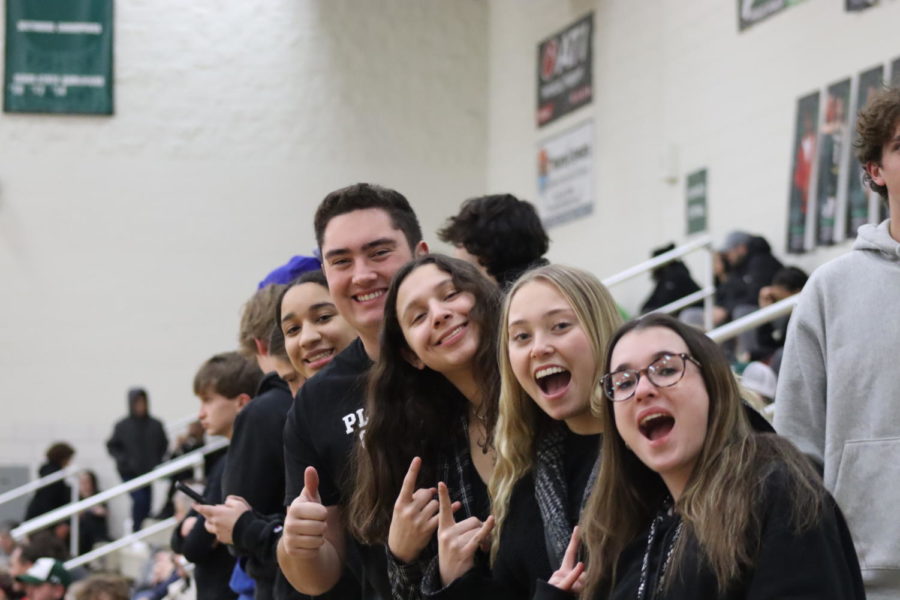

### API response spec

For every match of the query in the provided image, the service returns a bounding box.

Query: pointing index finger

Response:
[400,457,422,501]
[437,482,454,530]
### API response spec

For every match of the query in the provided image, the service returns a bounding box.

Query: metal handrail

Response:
[0,465,82,506]
[707,295,798,343]
[12,438,227,541]
[602,235,715,330]
[64,517,178,570]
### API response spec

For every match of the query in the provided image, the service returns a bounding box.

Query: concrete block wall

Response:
[0,0,488,520]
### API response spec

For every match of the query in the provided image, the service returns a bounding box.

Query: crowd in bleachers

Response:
[4,87,900,600]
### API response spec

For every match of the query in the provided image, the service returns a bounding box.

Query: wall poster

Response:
[536,120,594,229]
[815,79,851,246]
[4,0,113,114]
[845,65,884,237]
[686,169,708,235]
[786,92,820,254]
[536,13,593,127]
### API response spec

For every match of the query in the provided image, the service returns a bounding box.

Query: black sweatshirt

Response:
[282,338,373,599]
[532,464,865,600]
[424,429,600,600]
[220,372,295,600]
[171,453,236,600]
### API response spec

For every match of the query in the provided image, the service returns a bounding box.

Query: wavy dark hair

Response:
[438,194,549,287]
[581,313,824,597]
[347,254,501,544]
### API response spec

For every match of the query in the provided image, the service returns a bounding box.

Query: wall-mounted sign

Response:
[686,169,708,235]
[537,120,594,229]
[786,91,820,254]
[536,13,592,127]
[738,0,806,32]
[4,0,113,115]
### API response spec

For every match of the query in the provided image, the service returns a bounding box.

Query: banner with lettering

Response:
[686,170,708,235]
[536,120,594,228]
[536,14,592,127]
[4,0,113,114]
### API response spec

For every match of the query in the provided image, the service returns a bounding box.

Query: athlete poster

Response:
[4,0,113,114]
[815,79,851,246]
[786,92,819,254]
[536,120,594,229]
[536,14,593,127]
[845,66,884,237]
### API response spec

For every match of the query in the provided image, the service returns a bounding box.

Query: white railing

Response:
[602,235,715,331]
[0,464,81,507]
[707,295,798,343]
[11,438,227,564]
[64,517,178,570]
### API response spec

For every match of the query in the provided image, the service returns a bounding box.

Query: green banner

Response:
[4,0,113,115]
[686,169,708,235]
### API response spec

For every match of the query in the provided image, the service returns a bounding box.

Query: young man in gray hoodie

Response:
[774,86,900,600]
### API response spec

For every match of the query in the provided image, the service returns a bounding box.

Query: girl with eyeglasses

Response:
[539,313,864,600]
[423,265,622,600]
[346,255,501,600]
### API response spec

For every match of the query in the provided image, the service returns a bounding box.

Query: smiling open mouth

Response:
[535,366,571,395]
[639,413,675,441]
[354,290,385,303]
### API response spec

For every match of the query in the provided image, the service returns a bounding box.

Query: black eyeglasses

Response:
[601,353,702,402]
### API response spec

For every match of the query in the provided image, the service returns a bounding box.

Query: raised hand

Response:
[195,495,251,544]
[547,526,586,594]
[388,457,442,563]
[436,481,494,587]
[282,467,329,558]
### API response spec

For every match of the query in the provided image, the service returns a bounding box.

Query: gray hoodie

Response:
[775,220,900,600]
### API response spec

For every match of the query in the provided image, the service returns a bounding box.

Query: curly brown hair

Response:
[854,86,900,199]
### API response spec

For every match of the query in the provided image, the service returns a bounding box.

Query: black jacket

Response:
[533,466,864,600]
[641,261,701,314]
[424,430,599,600]
[24,462,71,521]
[171,454,236,600]
[106,391,168,480]
[718,237,783,314]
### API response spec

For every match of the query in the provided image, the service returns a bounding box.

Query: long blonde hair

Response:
[580,314,824,597]
[489,264,622,561]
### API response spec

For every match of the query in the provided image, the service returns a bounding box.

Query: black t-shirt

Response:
[282,338,384,599]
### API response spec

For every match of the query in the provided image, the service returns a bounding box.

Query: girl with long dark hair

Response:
[347,255,501,599]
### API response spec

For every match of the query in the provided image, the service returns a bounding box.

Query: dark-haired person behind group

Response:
[278,183,428,598]
[76,470,110,555]
[537,314,863,599]
[438,194,549,288]
[346,255,501,600]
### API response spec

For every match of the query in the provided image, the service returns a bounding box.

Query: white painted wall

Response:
[0,0,488,519]
[486,0,900,310]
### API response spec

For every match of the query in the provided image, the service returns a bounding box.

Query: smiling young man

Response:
[279,183,427,599]
[775,86,900,600]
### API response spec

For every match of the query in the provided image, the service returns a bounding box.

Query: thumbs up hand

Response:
[436,482,494,587]
[282,467,328,558]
